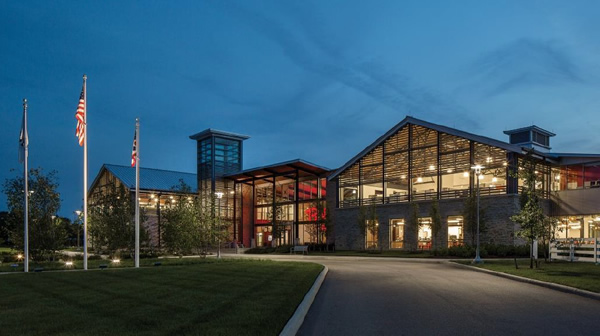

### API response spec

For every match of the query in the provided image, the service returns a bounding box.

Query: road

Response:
[287,257,599,336]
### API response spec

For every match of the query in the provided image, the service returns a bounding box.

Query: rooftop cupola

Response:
[503,125,555,152]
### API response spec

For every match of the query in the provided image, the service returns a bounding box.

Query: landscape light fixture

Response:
[471,165,484,264]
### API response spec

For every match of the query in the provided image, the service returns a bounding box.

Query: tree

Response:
[162,189,230,257]
[0,211,14,246]
[429,200,442,249]
[407,202,420,251]
[2,168,65,261]
[366,202,379,249]
[89,183,148,258]
[268,198,284,247]
[162,194,203,256]
[510,150,551,268]
[305,200,328,245]
[462,195,486,246]
[356,204,367,250]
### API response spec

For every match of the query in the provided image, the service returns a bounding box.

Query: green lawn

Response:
[0,246,16,253]
[458,259,600,293]
[0,259,323,336]
[0,256,230,272]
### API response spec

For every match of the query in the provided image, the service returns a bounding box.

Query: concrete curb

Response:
[449,261,600,301]
[279,265,329,336]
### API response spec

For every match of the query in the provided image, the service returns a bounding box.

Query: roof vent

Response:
[503,126,555,152]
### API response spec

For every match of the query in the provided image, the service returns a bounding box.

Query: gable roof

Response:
[91,164,197,193]
[328,116,523,180]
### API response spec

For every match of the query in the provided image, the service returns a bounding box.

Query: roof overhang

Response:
[224,159,330,183]
[189,128,250,141]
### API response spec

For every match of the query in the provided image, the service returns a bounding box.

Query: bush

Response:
[432,248,449,257]
[244,247,276,254]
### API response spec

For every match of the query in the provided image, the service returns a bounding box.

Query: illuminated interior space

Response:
[88,117,600,252]
[224,160,329,248]
[329,116,600,249]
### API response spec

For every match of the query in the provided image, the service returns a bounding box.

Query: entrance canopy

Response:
[224,159,330,183]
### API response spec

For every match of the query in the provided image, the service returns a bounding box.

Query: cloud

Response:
[462,38,584,97]
[208,2,478,129]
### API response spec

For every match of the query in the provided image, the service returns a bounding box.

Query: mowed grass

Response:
[0,256,244,272]
[460,259,600,293]
[0,260,323,336]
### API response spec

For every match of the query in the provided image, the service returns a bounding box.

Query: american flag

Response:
[75,86,85,146]
[131,130,137,167]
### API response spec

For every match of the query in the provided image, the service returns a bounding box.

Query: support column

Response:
[295,170,300,244]
[408,124,413,202]
[233,182,237,241]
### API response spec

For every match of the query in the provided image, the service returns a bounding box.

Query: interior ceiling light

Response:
[447,168,453,173]
[486,157,492,163]
[429,165,435,171]
[463,172,469,177]
[417,177,423,183]
[492,177,498,183]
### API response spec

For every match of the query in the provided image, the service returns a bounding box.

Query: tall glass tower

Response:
[190,129,249,193]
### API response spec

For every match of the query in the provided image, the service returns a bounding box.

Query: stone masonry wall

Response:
[332,194,525,250]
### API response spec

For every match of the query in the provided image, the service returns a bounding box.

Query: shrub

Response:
[244,247,275,254]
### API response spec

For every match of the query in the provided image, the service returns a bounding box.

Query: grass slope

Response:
[0,260,322,336]
[461,259,600,293]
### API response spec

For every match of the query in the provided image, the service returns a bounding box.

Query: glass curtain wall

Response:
[337,123,514,208]
[474,143,507,196]
[360,147,383,205]
[556,162,600,190]
[411,126,438,201]
[440,134,471,199]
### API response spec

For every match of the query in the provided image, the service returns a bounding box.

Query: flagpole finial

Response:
[23,98,27,105]
[83,74,87,80]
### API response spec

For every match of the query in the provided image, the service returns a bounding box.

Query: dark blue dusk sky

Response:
[2,1,600,216]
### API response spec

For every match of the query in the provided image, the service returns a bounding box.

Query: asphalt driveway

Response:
[292,258,598,336]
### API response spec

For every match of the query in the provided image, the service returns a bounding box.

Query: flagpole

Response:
[135,118,140,268]
[83,74,88,270]
[23,98,29,273]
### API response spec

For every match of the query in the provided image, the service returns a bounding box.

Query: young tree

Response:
[3,168,65,261]
[356,204,367,250]
[268,198,284,247]
[462,195,487,246]
[366,202,379,249]
[305,200,328,245]
[407,202,420,251]
[161,194,201,256]
[429,200,442,249]
[162,189,230,257]
[510,150,550,268]
[89,183,148,258]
